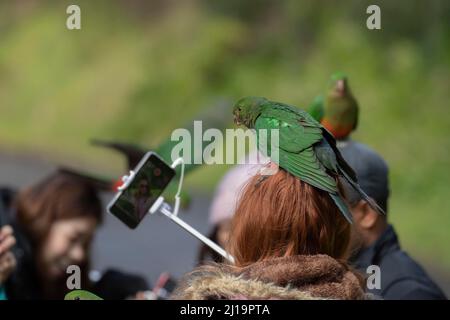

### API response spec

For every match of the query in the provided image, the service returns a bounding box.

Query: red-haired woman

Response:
[172,167,369,300]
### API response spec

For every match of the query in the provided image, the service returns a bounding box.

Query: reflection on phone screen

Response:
[110,154,175,228]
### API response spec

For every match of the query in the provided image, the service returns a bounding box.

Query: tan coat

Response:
[172,254,370,300]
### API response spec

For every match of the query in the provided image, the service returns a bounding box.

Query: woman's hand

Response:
[0,225,17,285]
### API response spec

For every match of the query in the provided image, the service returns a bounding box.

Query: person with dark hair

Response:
[0,171,150,299]
[173,167,369,300]
[0,172,102,299]
[340,140,447,300]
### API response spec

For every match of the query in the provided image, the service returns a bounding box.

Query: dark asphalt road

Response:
[1,152,449,297]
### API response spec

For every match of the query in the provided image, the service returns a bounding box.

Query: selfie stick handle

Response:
[157,201,235,264]
[149,157,235,264]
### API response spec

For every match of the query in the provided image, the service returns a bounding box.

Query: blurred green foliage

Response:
[0,0,449,267]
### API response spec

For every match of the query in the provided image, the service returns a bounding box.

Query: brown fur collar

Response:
[171,255,368,300]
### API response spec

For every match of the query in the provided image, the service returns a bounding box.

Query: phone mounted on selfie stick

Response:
[149,157,235,264]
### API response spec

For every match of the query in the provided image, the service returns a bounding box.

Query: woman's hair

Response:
[14,171,103,298]
[15,172,103,244]
[229,169,351,267]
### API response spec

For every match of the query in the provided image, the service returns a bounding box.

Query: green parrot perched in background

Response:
[233,96,384,223]
[307,72,359,140]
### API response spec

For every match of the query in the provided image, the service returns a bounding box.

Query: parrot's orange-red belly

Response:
[321,118,353,139]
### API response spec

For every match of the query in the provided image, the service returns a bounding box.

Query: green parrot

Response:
[64,290,103,300]
[307,72,359,140]
[233,96,384,223]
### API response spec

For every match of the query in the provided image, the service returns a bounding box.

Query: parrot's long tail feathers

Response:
[329,193,353,224]
[339,167,386,215]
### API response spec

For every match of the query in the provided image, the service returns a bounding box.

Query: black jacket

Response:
[0,187,39,299]
[352,224,447,300]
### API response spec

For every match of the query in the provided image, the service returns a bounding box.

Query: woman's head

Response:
[229,168,351,267]
[15,172,102,281]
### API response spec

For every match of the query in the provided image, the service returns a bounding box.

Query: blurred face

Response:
[349,219,365,256]
[36,217,98,280]
[138,179,149,196]
[348,202,367,255]
[348,200,386,255]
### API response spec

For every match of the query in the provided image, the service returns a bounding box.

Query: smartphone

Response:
[107,152,175,229]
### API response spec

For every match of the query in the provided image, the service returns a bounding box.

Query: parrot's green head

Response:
[328,72,350,98]
[233,96,268,128]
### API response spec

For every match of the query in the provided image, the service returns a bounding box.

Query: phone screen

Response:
[108,153,175,229]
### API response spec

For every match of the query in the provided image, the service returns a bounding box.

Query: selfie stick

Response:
[149,158,235,264]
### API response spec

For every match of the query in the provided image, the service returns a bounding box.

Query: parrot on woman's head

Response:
[233,96,384,223]
[307,72,359,140]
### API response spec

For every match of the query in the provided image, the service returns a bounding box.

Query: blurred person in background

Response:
[309,69,446,299]
[0,171,149,299]
[341,140,447,300]
[173,166,368,300]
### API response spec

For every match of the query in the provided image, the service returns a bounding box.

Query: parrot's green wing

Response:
[257,103,323,153]
[282,148,338,193]
[254,107,338,194]
[64,290,103,300]
[307,95,325,122]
